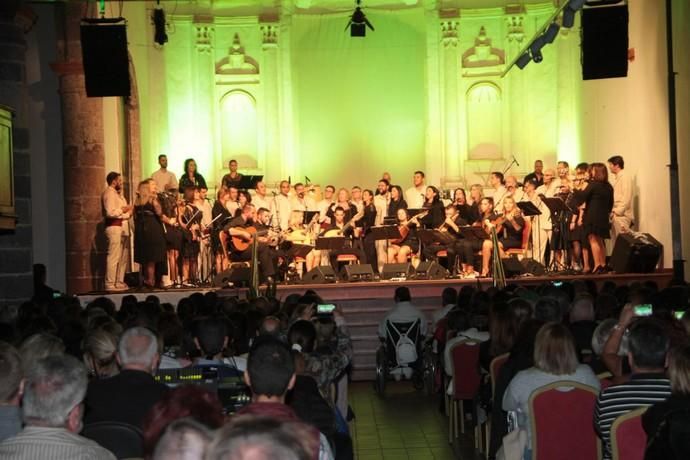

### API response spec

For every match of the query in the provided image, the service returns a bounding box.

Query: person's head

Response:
[524,179,537,195]
[158,154,168,169]
[194,318,229,359]
[294,183,305,198]
[534,298,561,323]
[117,327,160,373]
[336,188,350,203]
[199,187,208,200]
[288,320,317,354]
[205,415,312,460]
[238,190,251,207]
[106,171,122,190]
[425,186,440,203]
[0,342,23,405]
[441,287,457,307]
[376,179,390,196]
[259,316,281,337]
[246,338,295,400]
[669,345,690,396]
[490,171,504,187]
[382,171,392,183]
[591,319,627,356]
[184,158,197,175]
[256,207,271,226]
[396,207,409,223]
[333,206,346,224]
[569,296,595,323]
[217,188,230,204]
[390,185,403,201]
[589,162,609,183]
[534,322,578,375]
[446,309,471,334]
[503,196,516,213]
[543,169,555,184]
[152,418,213,460]
[453,188,467,204]
[241,204,256,221]
[227,186,239,202]
[489,303,518,357]
[19,333,65,373]
[22,355,88,432]
[445,204,457,219]
[82,327,120,379]
[628,319,669,372]
[229,159,238,172]
[479,197,494,215]
[505,176,518,192]
[470,184,483,201]
[607,155,624,174]
[350,186,362,201]
[394,286,411,303]
[362,189,374,204]
[183,185,197,203]
[255,181,267,196]
[534,160,543,174]
[413,171,425,187]
[324,185,335,200]
[280,180,290,195]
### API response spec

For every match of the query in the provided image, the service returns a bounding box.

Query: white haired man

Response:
[0,355,115,459]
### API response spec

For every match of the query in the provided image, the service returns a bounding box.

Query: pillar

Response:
[260,22,282,185]
[441,17,461,184]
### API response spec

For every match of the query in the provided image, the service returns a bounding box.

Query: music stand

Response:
[539,196,569,272]
[539,196,568,215]
[383,216,397,226]
[286,243,314,258]
[370,225,402,241]
[516,201,541,217]
[315,236,348,251]
[418,229,454,246]
[237,175,263,191]
[459,226,490,241]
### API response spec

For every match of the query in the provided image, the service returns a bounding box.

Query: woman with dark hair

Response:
[418,186,444,229]
[212,188,233,273]
[387,208,419,263]
[387,185,408,217]
[178,158,207,192]
[480,302,519,372]
[575,162,613,273]
[453,187,476,223]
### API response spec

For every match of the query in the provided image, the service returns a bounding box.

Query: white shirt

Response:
[611,169,634,220]
[527,192,552,231]
[374,194,389,225]
[537,181,559,198]
[225,201,240,217]
[510,188,526,203]
[290,195,316,212]
[378,301,428,338]
[102,186,131,235]
[316,199,334,224]
[405,185,426,209]
[151,168,178,192]
[198,200,213,227]
[252,194,272,214]
[492,186,508,213]
[272,194,292,231]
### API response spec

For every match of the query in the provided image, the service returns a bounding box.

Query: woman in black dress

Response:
[576,162,614,273]
[212,188,233,273]
[419,186,445,229]
[134,179,167,288]
[178,158,207,193]
[159,189,183,286]
[453,187,476,223]
[387,185,408,218]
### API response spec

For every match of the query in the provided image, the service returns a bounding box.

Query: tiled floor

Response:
[349,381,482,460]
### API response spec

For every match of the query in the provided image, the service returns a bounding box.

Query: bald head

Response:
[117,327,159,373]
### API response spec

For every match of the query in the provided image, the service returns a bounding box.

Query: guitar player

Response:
[221,203,276,283]
[322,206,366,272]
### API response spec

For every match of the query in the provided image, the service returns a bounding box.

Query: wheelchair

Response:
[374,318,431,396]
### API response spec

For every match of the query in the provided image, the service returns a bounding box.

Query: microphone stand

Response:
[502,156,519,176]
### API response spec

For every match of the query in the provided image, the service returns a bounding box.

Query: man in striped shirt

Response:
[594,318,671,459]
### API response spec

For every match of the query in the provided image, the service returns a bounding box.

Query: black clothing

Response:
[356,203,377,232]
[211,201,232,254]
[287,375,337,447]
[134,201,166,265]
[455,203,476,224]
[224,216,275,278]
[322,223,365,269]
[419,200,444,229]
[422,214,465,262]
[388,198,408,218]
[180,203,202,258]
[221,172,243,190]
[159,192,183,250]
[84,369,168,429]
[326,203,358,225]
[569,320,597,358]
[499,215,525,250]
[178,173,207,192]
[643,395,690,460]
[576,181,614,239]
[524,172,544,187]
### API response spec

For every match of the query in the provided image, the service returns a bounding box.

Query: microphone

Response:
[513,155,520,167]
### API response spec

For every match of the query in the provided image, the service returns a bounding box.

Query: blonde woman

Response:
[83,326,121,379]
[134,179,166,288]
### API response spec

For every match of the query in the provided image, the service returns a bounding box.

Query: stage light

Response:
[516,52,531,69]
[569,0,587,10]
[543,22,560,44]
[530,36,546,63]
[562,0,586,28]
[153,6,167,46]
[346,0,374,37]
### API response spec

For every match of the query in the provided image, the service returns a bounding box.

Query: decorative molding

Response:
[195,24,213,53]
[260,23,279,48]
[440,19,458,48]
[462,27,505,77]
[505,15,524,43]
[215,33,259,75]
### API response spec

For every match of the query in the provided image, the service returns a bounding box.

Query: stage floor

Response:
[77,270,673,381]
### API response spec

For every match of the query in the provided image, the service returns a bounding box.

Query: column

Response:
[193,19,216,180]
[505,13,525,164]
[260,22,281,184]
[423,0,442,185]
[441,17,461,184]
[52,2,106,294]
[278,5,297,180]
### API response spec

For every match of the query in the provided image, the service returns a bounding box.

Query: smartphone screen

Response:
[552,281,563,287]
[674,310,685,320]
[317,304,336,315]
[634,304,653,317]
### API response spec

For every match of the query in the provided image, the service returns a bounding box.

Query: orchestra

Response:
[111,155,623,288]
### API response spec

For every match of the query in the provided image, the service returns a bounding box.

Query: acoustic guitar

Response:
[230,226,269,252]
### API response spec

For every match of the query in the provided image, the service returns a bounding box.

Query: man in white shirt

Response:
[272,180,292,231]
[102,172,132,292]
[225,186,240,216]
[316,185,336,225]
[525,179,551,265]
[505,175,525,202]
[373,179,391,272]
[405,171,426,209]
[489,171,508,213]
[290,183,316,212]
[197,187,213,282]
[251,181,272,213]
[378,287,427,339]
[151,154,178,193]
[536,169,559,198]
[608,155,634,243]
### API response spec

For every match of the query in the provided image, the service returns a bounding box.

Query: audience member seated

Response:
[152,418,212,460]
[595,317,672,460]
[443,309,489,377]
[142,385,225,458]
[238,338,334,460]
[432,287,457,331]
[82,326,120,379]
[84,327,168,429]
[0,355,115,460]
[0,342,23,442]
[18,332,65,372]
[643,344,690,459]
[192,317,236,371]
[378,287,428,339]
[503,322,600,459]
[479,301,520,373]
[568,295,598,358]
[589,319,628,375]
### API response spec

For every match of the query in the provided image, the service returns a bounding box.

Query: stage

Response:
[77,270,672,380]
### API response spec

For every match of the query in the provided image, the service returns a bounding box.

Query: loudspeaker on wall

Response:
[80,22,131,97]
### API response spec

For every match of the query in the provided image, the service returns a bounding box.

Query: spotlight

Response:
[543,22,560,44]
[153,7,167,45]
[516,52,531,69]
[569,0,587,10]
[346,0,374,37]
[562,7,576,28]
[530,36,546,63]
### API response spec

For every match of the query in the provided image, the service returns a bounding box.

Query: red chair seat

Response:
[611,407,647,460]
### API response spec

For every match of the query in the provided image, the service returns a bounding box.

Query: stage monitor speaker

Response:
[610,233,662,274]
[521,258,546,276]
[582,5,629,80]
[80,22,131,97]
[414,261,448,280]
[380,263,413,280]
[342,264,375,282]
[301,266,337,284]
[213,266,252,288]
[501,258,525,278]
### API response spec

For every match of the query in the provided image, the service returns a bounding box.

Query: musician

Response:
[387,208,419,263]
[505,176,525,202]
[316,185,335,225]
[178,158,207,191]
[322,206,365,271]
[489,172,508,213]
[554,161,573,194]
[133,179,166,289]
[480,196,525,277]
[350,186,364,213]
[452,188,476,224]
[405,171,426,209]
[468,183,484,221]
[225,186,240,216]
[221,159,243,190]
[291,182,316,211]
[451,197,496,278]
[608,155,634,243]
[575,163,613,274]
[421,204,465,264]
[327,188,358,223]
[569,163,591,273]
[222,204,276,282]
[102,172,132,292]
[237,190,252,216]
[388,185,408,217]
[273,180,292,231]
[252,181,272,212]
[374,179,391,271]
[356,189,378,269]
[179,186,202,286]
[419,186,445,229]
[196,186,214,282]
[536,169,560,197]
[524,179,551,266]
[151,154,178,193]
[523,160,544,187]
[254,207,284,275]
[283,210,321,272]
[212,188,233,273]
[159,188,183,286]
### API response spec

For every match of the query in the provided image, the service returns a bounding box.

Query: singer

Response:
[405,170,426,208]
[489,171,508,213]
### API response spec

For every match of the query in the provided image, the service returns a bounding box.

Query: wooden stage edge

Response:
[76,270,674,305]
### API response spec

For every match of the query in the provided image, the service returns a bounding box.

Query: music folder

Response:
[516,201,541,217]
[459,226,489,240]
[237,175,263,190]
[315,236,348,250]
[302,210,320,224]
[370,225,402,241]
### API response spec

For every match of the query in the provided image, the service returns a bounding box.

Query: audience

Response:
[152,418,212,460]
[82,326,120,379]
[0,342,23,442]
[0,355,115,459]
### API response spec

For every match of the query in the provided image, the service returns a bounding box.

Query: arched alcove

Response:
[466,82,503,160]
[219,90,258,169]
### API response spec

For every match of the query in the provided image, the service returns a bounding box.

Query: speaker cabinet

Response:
[521,258,546,276]
[582,5,629,80]
[80,22,131,97]
[501,258,525,278]
[380,263,413,280]
[342,264,375,282]
[610,233,662,274]
[301,266,337,284]
[413,261,448,280]
[213,265,252,288]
